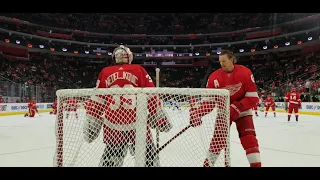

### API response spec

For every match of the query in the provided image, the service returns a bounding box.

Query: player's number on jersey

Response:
[290,95,296,100]
[109,84,136,110]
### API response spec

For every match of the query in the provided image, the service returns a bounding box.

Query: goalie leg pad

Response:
[99,143,129,167]
[129,143,135,156]
[236,116,261,167]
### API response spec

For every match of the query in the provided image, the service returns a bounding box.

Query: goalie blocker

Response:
[83,45,172,167]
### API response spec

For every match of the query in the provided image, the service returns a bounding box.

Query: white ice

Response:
[0,110,320,167]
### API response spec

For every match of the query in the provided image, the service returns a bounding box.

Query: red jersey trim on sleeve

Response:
[237,67,259,113]
[245,92,259,98]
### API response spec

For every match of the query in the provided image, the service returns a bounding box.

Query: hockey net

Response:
[53,87,230,167]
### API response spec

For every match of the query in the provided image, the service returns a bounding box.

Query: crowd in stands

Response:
[0,13,319,47]
[0,13,317,34]
[0,13,319,103]
[0,56,206,88]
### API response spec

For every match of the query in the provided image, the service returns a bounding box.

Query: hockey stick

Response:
[154,102,230,167]
[156,124,191,153]
[156,97,196,153]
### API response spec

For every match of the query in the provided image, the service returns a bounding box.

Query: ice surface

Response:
[0,110,319,167]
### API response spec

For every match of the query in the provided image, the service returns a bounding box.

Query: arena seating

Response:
[0,13,319,102]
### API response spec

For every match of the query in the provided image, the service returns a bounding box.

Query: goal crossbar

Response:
[56,88,230,97]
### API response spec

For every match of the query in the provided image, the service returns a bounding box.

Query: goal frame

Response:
[54,87,231,167]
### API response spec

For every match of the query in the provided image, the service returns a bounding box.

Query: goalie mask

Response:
[112,45,133,64]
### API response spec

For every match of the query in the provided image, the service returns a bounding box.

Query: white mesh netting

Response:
[53,88,230,167]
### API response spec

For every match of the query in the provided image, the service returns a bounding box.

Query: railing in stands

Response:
[0,78,56,103]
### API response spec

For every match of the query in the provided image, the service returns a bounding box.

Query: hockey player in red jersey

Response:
[25,97,38,117]
[190,50,261,167]
[25,103,37,117]
[264,94,276,117]
[252,102,259,117]
[50,100,57,115]
[285,88,301,122]
[82,45,172,167]
[0,95,4,103]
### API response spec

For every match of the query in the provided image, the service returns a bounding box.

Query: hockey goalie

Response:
[83,45,172,167]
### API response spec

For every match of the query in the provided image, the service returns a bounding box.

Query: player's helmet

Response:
[291,87,296,92]
[112,45,133,64]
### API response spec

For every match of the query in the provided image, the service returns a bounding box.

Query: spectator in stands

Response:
[312,95,319,102]
[305,80,311,93]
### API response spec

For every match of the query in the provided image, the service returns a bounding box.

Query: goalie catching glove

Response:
[148,108,172,132]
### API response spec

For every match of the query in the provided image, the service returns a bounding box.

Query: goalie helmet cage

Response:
[53,88,230,167]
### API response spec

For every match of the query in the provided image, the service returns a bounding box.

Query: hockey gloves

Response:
[148,113,172,132]
[190,101,243,127]
[230,101,242,123]
[156,117,172,132]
